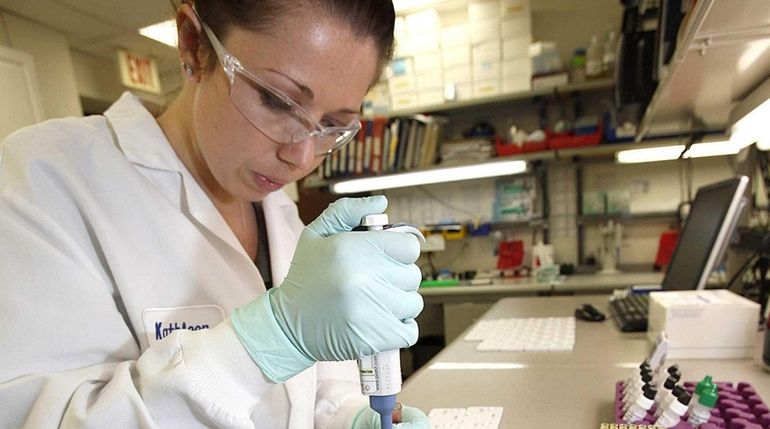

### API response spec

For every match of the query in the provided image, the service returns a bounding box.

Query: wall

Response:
[0,12,82,119]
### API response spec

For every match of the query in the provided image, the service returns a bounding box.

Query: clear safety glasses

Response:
[196,12,361,156]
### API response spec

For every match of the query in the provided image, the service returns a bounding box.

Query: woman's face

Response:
[191,10,379,201]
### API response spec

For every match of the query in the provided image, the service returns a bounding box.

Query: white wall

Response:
[0,12,82,119]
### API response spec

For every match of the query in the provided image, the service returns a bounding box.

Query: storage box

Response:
[470,19,501,44]
[502,73,531,93]
[500,0,530,18]
[500,15,532,38]
[390,91,418,110]
[405,9,441,35]
[441,24,470,48]
[473,60,501,81]
[418,88,445,106]
[443,66,472,84]
[473,79,501,98]
[502,36,531,60]
[442,46,471,69]
[414,51,443,73]
[444,82,474,101]
[468,0,501,22]
[502,58,531,77]
[388,74,416,94]
[388,57,414,78]
[472,40,501,63]
[647,290,760,359]
[416,71,444,91]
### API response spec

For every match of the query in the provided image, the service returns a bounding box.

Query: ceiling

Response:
[0,0,179,74]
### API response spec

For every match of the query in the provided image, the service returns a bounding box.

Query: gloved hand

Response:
[352,404,431,429]
[231,196,423,382]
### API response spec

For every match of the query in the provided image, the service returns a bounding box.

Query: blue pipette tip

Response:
[370,394,397,429]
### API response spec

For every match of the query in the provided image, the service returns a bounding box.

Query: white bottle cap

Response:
[360,214,389,228]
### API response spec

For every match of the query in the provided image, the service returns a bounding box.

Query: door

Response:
[0,45,45,140]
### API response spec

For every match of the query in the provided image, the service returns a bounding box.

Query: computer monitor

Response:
[662,176,749,291]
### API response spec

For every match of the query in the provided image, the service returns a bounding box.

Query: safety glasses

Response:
[194,9,361,156]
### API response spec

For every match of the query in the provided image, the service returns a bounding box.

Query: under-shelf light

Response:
[684,139,743,158]
[329,160,527,194]
[616,145,686,164]
[139,19,178,47]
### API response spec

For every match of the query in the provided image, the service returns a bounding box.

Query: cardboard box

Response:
[472,40,502,64]
[442,46,471,69]
[405,9,441,35]
[647,290,760,359]
[473,60,501,81]
[441,24,470,48]
[502,73,531,93]
[388,57,414,78]
[388,74,416,94]
[502,36,531,60]
[502,58,531,77]
[468,0,501,22]
[414,51,443,73]
[501,16,532,38]
[473,79,501,97]
[443,66,472,84]
[416,71,444,91]
[390,91,418,110]
[418,88,445,106]
[470,19,501,44]
[500,0,530,18]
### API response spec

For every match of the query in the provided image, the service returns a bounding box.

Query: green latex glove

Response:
[231,196,423,382]
[352,404,431,429]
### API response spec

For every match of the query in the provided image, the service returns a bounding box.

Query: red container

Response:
[546,123,603,149]
[495,136,548,156]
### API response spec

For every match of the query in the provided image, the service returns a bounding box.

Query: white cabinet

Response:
[0,45,45,140]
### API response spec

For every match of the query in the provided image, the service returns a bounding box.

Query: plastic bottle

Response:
[623,381,653,412]
[687,384,718,428]
[602,29,618,75]
[654,376,677,407]
[623,371,652,402]
[654,385,685,418]
[654,392,691,428]
[586,34,603,78]
[623,384,657,423]
[689,375,714,413]
[570,48,587,83]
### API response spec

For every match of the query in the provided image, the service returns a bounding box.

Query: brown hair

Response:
[189,0,395,75]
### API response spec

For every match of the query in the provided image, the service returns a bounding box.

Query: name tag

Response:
[143,305,225,347]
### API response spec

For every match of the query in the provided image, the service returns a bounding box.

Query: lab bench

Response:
[400,294,770,428]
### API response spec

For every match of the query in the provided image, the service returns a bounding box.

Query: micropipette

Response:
[354,214,424,429]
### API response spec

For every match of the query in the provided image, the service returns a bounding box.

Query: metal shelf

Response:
[636,0,770,139]
[374,78,615,118]
[578,211,678,225]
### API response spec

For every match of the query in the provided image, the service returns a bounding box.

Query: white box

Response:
[403,33,441,55]
[500,15,532,38]
[502,73,531,93]
[472,40,501,63]
[444,82,474,101]
[473,60,501,81]
[443,66,472,84]
[473,79,501,97]
[441,24,470,48]
[442,46,471,69]
[502,58,531,77]
[468,0,501,22]
[418,88,445,106]
[414,52,443,73]
[416,71,444,91]
[390,91,418,110]
[647,290,760,359]
[500,0,530,18]
[388,74,416,94]
[388,57,414,77]
[405,9,441,35]
[470,19,501,44]
[502,36,531,60]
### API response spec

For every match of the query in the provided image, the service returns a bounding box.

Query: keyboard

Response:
[608,294,649,332]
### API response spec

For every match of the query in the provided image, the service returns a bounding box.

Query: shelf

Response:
[636,0,770,139]
[578,211,678,224]
[379,78,615,118]
[490,217,547,230]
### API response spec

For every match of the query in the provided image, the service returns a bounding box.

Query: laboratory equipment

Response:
[598,220,622,275]
[354,214,424,429]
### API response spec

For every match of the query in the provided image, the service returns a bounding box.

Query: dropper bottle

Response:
[623,384,657,423]
[689,375,714,413]
[654,385,685,418]
[687,384,718,428]
[654,391,691,428]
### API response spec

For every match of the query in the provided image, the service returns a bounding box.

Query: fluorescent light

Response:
[683,140,742,158]
[139,20,178,47]
[616,145,685,164]
[330,160,527,194]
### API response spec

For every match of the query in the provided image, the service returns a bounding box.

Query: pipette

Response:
[354,214,424,429]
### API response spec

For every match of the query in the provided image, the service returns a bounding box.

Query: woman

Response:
[0,0,429,427]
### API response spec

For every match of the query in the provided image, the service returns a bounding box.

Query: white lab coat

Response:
[0,92,367,428]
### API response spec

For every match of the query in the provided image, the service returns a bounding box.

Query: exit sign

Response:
[117,50,162,94]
